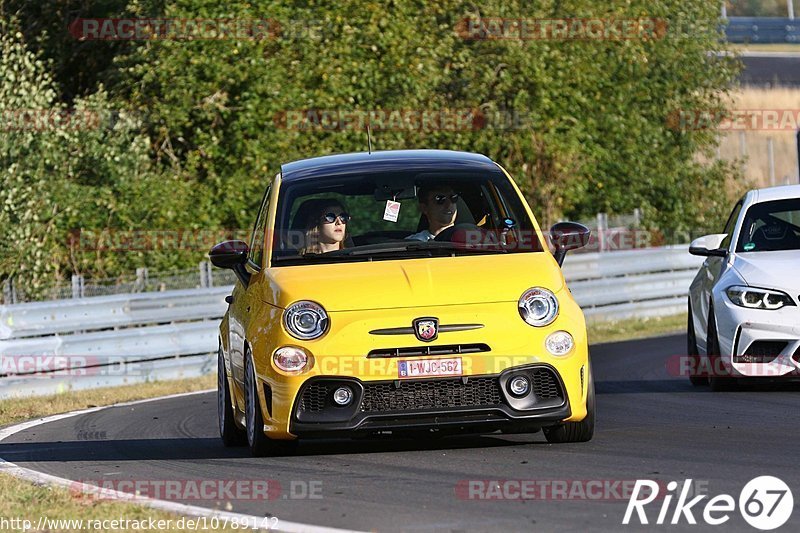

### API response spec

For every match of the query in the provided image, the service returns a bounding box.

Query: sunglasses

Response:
[322,212,350,224]
[433,194,460,205]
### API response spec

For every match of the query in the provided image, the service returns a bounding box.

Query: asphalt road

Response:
[3,334,800,532]
[740,54,800,87]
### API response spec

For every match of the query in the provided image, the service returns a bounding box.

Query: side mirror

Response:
[209,240,251,285]
[550,222,591,266]
[689,234,728,257]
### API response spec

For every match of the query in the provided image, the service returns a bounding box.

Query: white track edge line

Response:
[0,389,363,533]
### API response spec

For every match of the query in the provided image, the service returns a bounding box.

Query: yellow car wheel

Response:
[543,363,595,443]
[245,348,299,457]
[217,346,246,447]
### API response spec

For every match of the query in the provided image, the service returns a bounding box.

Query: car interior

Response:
[275,177,512,254]
[739,205,800,252]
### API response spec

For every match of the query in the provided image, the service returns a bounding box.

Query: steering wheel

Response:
[434,223,485,244]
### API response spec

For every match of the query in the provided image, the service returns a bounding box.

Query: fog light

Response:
[508,376,530,397]
[332,386,353,406]
[273,346,310,373]
[546,331,574,356]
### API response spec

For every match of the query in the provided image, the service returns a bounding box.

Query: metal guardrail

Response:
[0,354,215,398]
[563,245,703,320]
[0,246,702,398]
[725,17,800,43]
[0,286,230,340]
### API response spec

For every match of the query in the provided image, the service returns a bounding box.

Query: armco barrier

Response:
[563,245,704,320]
[725,17,800,44]
[0,246,703,398]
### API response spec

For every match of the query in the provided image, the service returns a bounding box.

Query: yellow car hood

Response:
[265,252,565,311]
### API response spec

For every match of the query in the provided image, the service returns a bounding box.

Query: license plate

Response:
[398,357,463,378]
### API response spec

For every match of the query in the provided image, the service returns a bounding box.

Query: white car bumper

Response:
[717,297,800,377]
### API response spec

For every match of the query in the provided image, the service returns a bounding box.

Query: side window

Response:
[248,185,271,268]
[719,200,743,250]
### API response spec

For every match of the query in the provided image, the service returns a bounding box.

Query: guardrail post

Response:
[200,261,213,288]
[768,137,776,186]
[596,213,608,253]
[71,274,84,298]
[3,278,16,305]
[135,267,148,292]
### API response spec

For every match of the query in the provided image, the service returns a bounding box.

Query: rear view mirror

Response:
[550,222,591,266]
[373,176,417,201]
[209,240,251,285]
[689,234,728,257]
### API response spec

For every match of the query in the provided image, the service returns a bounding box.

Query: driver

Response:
[405,185,458,241]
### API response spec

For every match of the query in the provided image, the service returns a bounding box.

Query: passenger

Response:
[406,186,459,241]
[300,200,350,254]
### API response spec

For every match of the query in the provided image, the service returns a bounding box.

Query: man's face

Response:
[420,187,458,229]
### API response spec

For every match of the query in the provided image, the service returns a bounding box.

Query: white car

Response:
[688,184,800,390]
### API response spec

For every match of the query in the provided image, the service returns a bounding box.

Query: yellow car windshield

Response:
[271,171,543,265]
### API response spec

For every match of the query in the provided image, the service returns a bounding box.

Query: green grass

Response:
[728,43,800,53]
[587,312,686,345]
[0,375,216,428]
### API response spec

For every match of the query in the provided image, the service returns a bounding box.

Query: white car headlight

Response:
[725,286,796,310]
[273,346,311,373]
[518,287,559,327]
[283,301,329,340]
[546,331,574,356]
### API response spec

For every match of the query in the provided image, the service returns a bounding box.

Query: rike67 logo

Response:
[623,477,793,530]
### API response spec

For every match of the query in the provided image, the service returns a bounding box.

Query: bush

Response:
[1,1,745,294]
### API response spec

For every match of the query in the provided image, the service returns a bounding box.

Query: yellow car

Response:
[210,150,593,456]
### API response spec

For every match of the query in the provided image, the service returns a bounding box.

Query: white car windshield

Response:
[737,198,800,252]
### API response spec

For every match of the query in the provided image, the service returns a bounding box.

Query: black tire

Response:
[218,347,246,446]
[244,349,299,457]
[706,307,736,392]
[687,300,708,386]
[544,364,595,443]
